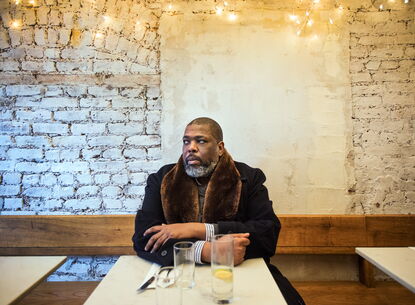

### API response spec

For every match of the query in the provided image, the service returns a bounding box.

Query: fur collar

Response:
[160,149,242,224]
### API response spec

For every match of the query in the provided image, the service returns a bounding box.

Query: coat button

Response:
[161,250,167,256]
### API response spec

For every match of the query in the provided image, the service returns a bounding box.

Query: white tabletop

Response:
[85,256,287,305]
[356,247,415,293]
[0,256,67,305]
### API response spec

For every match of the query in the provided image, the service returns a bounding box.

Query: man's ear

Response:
[217,141,225,156]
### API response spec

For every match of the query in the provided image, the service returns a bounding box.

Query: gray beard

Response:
[185,161,217,178]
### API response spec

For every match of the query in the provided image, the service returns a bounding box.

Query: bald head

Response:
[187,117,223,143]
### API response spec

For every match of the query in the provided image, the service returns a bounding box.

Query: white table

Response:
[356,247,415,293]
[0,256,67,305]
[84,256,287,305]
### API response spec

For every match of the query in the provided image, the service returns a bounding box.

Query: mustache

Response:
[185,155,202,163]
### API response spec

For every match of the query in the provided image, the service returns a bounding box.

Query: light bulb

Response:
[306,11,310,16]
[95,32,103,38]
[28,0,35,5]
[167,3,173,10]
[307,19,314,27]
[11,20,21,28]
[313,0,320,3]
[216,7,224,15]
[224,1,229,7]
[103,15,111,23]
[15,0,20,4]
[289,14,298,21]
[228,12,237,21]
[404,0,409,3]
[329,18,334,24]
[379,4,384,9]
[296,30,302,36]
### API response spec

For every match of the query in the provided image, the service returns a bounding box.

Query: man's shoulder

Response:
[234,161,265,178]
[155,163,176,176]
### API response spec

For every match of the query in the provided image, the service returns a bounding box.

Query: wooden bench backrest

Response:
[0,214,414,255]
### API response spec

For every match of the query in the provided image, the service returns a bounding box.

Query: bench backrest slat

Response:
[0,214,413,256]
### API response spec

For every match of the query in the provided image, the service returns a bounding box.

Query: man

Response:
[132,117,305,305]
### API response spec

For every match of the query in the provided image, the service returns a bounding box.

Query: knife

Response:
[136,275,156,293]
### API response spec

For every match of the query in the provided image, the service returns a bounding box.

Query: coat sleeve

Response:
[216,168,280,259]
[132,170,198,266]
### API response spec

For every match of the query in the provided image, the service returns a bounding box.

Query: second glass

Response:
[173,241,195,289]
[211,234,234,304]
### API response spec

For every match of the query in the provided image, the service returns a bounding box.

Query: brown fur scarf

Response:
[160,149,242,224]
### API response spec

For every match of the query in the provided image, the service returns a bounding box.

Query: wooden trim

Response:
[1,214,414,256]
[358,256,375,288]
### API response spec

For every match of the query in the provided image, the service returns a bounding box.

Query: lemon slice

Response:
[213,269,233,282]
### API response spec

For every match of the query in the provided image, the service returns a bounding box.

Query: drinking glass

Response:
[211,234,234,304]
[155,266,182,305]
[173,241,195,288]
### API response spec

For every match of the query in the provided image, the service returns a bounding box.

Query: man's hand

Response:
[144,223,205,253]
[201,233,250,266]
[232,233,250,265]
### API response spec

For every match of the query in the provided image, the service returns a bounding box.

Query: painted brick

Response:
[45,86,63,97]
[54,111,89,122]
[40,173,57,186]
[1,60,20,71]
[102,186,122,197]
[81,149,101,160]
[111,97,145,108]
[51,161,89,172]
[64,198,101,210]
[77,174,93,185]
[91,110,126,121]
[0,161,15,173]
[0,136,12,146]
[123,148,146,159]
[80,98,111,108]
[15,162,51,173]
[108,123,143,135]
[52,136,87,147]
[6,85,42,96]
[4,198,23,209]
[126,135,160,146]
[123,198,140,210]
[111,173,128,184]
[22,174,40,186]
[2,172,21,184]
[33,123,69,134]
[147,147,161,160]
[77,185,99,196]
[16,110,51,121]
[15,136,50,147]
[102,148,123,160]
[87,86,118,97]
[130,172,147,185]
[103,199,122,209]
[95,174,110,184]
[41,97,78,108]
[90,161,125,173]
[24,187,52,198]
[58,173,74,186]
[71,124,105,135]
[7,148,43,160]
[88,136,124,146]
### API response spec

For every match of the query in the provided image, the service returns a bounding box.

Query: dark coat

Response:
[132,161,280,266]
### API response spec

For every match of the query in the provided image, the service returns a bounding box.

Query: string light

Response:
[296,30,302,36]
[224,1,229,7]
[28,0,35,5]
[94,32,103,38]
[10,20,21,29]
[305,11,310,16]
[102,15,111,23]
[167,3,173,10]
[329,18,334,24]
[313,0,320,3]
[289,14,298,21]
[379,4,384,10]
[216,6,224,15]
[228,12,237,21]
[307,19,314,27]
[404,0,409,3]
[15,0,20,4]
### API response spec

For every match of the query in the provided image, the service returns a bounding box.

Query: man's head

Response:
[182,117,224,178]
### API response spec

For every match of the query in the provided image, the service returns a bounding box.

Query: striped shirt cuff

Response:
[194,240,205,264]
[205,223,216,241]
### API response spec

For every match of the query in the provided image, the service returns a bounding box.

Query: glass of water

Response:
[173,241,195,289]
[211,234,234,304]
